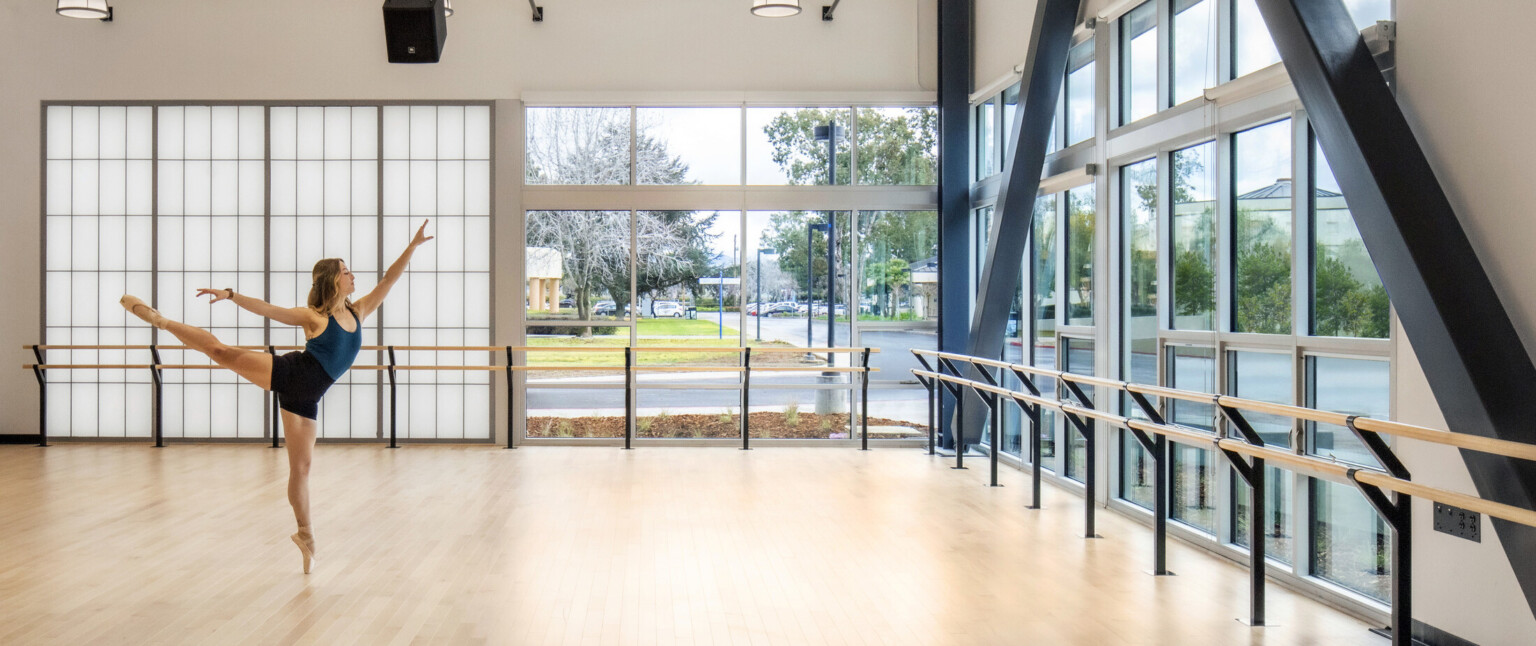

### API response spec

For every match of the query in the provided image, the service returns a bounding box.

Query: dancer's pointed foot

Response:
[291,527,316,574]
[120,295,168,330]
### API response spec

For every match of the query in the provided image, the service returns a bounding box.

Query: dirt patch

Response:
[528,412,928,440]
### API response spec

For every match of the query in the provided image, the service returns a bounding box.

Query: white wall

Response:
[0,0,936,436]
[1394,1,1536,641]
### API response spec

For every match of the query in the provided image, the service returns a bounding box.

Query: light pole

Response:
[756,247,776,342]
[806,221,830,354]
[814,122,844,364]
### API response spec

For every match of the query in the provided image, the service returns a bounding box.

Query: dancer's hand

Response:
[196,288,234,303]
[410,219,434,248]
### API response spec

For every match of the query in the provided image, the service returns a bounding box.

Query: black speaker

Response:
[382,0,448,64]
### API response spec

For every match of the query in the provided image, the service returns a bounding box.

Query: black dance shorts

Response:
[270,351,336,420]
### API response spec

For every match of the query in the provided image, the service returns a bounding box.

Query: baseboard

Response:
[0,435,43,445]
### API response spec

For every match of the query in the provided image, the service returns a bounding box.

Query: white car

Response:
[652,301,686,318]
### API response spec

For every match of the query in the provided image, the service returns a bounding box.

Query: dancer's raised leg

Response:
[121,295,273,389]
[282,409,319,573]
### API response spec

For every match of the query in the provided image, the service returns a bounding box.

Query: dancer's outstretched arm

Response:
[355,219,434,321]
[197,289,325,335]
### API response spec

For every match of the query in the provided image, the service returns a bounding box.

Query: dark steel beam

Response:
[935,0,974,449]
[1254,0,1536,620]
[954,0,1081,445]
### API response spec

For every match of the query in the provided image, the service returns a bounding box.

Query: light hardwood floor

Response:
[0,444,1383,645]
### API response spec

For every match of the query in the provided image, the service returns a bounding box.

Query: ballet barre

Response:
[21,344,881,451]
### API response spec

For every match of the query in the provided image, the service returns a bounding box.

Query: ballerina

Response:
[120,220,434,574]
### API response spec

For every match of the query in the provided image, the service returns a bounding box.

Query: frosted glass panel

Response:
[127,161,153,215]
[71,161,99,215]
[464,161,490,215]
[184,160,212,216]
[297,107,324,159]
[464,106,491,159]
[352,107,378,159]
[158,161,184,215]
[239,106,264,159]
[47,160,71,215]
[100,161,126,214]
[211,161,238,216]
[325,106,351,159]
[270,108,297,159]
[239,161,264,215]
[99,107,127,159]
[48,106,73,159]
[437,161,465,215]
[211,107,239,159]
[410,106,436,159]
[436,106,465,159]
[383,106,410,159]
[128,107,154,159]
[184,106,212,159]
[159,107,185,159]
[72,107,99,158]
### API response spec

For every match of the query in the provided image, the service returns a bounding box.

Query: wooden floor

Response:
[0,444,1384,645]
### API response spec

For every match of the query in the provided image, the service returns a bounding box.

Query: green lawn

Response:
[525,333,795,368]
[637,318,738,336]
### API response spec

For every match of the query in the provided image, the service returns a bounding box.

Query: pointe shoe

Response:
[291,530,316,574]
[120,295,169,330]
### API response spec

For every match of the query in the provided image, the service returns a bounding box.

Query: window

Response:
[1120,2,1159,124]
[1233,0,1281,78]
[1343,0,1392,31]
[1171,0,1217,106]
[635,108,742,185]
[1066,40,1096,146]
[1230,350,1294,565]
[1311,138,1387,338]
[1033,194,1059,462]
[747,107,853,186]
[975,99,997,180]
[1062,337,1094,483]
[1307,356,1390,601]
[1066,184,1095,326]
[1119,159,1158,509]
[525,107,630,185]
[858,211,938,323]
[1171,142,1217,330]
[1232,120,1293,335]
[1169,345,1217,532]
[857,107,938,185]
[1001,84,1020,165]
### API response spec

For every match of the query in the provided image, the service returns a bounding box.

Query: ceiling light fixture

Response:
[57,0,112,22]
[752,0,801,18]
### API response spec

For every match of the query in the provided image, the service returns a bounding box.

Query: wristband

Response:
[225,288,235,301]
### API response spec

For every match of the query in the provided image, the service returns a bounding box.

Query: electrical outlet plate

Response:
[1433,503,1481,542]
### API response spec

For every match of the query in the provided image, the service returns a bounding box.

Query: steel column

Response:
[936,0,974,450]
[955,0,1079,446]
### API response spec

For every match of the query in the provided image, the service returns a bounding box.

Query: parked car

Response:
[592,300,616,316]
[559,298,575,308]
[765,302,800,316]
[652,301,687,318]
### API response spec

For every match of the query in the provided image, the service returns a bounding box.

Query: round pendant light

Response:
[752,0,801,18]
[56,0,111,20]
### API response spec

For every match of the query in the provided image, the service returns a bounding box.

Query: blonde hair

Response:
[308,258,354,314]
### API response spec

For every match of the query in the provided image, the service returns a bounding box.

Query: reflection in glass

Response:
[1001,85,1020,166]
[976,99,997,180]
[1033,194,1058,462]
[525,210,630,322]
[1171,443,1216,532]
[1234,0,1281,78]
[1120,159,1157,508]
[1230,350,1294,564]
[1121,2,1158,124]
[1066,184,1095,326]
[1233,120,1292,334]
[1001,275,1026,458]
[858,211,938,322]
[635,108,742,185]
[856,107,938,185]
[1168,346,1216,430]
[1172,142,1217,330]
[525,107,631,185]
[746,107,853,186]
[1311,480,1390,601]
[1063,338,1094,483]
[1172,0,1217,105]
[1313,141,1387,338]
[1305,355,1390,600]
[1066,40,1096,146]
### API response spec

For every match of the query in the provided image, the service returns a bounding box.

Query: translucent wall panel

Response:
[381,105,493,440]
[1120,2,1158,124]
[746,107,852,185]
[1172,142,1217,330]
[44,105,156,438]
[525,107,630,185]
[1171,0,1217,106]
[1233,120,1292,335]
[157,106,269,439]
[634,108,742,185]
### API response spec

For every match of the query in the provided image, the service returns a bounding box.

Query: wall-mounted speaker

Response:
[382,0,448,64]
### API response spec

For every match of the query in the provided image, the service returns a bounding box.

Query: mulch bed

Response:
[528,412,928,439]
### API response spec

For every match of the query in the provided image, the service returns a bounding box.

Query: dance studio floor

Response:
[0,444,1382,645]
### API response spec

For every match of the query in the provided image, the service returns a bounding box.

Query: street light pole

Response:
[814,121,844,365]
